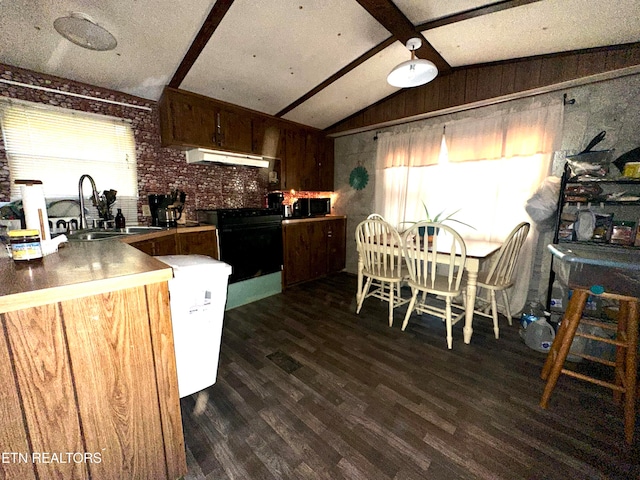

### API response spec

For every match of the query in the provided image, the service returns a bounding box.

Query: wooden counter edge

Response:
[283,215,346,225]
[0,267,173,314]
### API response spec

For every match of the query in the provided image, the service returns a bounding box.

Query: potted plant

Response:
[404,201,476,237]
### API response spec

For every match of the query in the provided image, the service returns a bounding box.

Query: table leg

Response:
[463,269,478,344]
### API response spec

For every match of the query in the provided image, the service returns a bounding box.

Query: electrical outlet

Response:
[142,205,151,216]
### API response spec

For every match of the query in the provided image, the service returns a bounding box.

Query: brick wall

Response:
[0,64,269,223]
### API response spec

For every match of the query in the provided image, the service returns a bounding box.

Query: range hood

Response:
[185,148,269,168]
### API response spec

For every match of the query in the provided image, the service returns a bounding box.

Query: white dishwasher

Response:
[155,255,232,398]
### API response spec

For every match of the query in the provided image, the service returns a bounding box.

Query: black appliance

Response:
[148,194,168,226]
[267,192,284,210]
[196,208,283,284]
[299,197,331,217]
[148,191,186,227]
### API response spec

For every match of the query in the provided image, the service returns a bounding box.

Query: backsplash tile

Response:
[0,64,269,223]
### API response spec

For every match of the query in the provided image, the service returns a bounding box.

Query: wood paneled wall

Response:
[327,43,640,134]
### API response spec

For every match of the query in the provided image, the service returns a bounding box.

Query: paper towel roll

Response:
[19,181,51,241]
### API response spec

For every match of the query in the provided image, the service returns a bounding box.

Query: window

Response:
[374,99,564,314]
[0,99,138,222]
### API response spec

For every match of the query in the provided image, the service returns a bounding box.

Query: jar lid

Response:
[8,229,40,237]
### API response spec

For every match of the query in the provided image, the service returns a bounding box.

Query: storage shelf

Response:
[563,200,640,206]
[567,178,640,185]
[558,239,639,250]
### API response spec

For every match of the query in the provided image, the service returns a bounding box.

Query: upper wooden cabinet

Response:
[159,87,335,191]
[281,129,334,191]
[159,88,215,148]
[215,103,253,152]
[159,87,252,153]
[251,117,285,158]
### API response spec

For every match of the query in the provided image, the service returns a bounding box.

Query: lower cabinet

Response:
[283,217,346,287]
[176,229,218,258]
[1,283,186,480]
[127,228,218,259]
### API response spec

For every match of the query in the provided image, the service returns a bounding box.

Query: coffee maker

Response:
[148,194,167,226]
[148,190,186,227]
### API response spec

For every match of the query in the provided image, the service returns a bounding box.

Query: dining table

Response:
[357,236,502,344]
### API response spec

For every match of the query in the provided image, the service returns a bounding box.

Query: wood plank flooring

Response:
[180,273,640,480]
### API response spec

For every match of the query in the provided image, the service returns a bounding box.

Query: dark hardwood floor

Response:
[180,273,640,480]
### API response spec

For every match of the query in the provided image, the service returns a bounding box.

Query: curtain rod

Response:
[0,79,153,112]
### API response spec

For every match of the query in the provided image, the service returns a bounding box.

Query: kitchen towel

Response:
[19,180,51,241]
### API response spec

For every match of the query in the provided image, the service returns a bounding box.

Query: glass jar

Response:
[9,229,43,261]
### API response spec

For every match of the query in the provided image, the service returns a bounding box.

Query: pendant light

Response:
[53,12,117,51]
[387,38,438,88]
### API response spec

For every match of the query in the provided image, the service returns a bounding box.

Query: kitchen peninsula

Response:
[0,240,187,480]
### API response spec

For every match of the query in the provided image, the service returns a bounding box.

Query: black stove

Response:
[196,208,283,284]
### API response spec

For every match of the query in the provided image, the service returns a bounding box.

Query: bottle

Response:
[115,208,126,229]
[520,301,544,330]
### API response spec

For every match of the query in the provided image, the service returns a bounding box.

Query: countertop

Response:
[0,240,173,314]
[118,224,215,243]
[282,215,346,225]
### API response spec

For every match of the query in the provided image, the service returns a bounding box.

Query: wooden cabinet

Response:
[126,227,218,259]
[131,233,180,256]
[282,217,346,287]
[159,87,252,153]
[159,88,215,148]
[317,135,335,191]
[251,117,285,159]
[0,243,185,480]
[176,229,218,258]
[214,104,253,152]
[160,87,335,191]
[283,128,307,191]
[281,129,335,191]
[326,215,346,273]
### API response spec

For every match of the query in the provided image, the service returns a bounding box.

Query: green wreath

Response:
[349,165,369,190]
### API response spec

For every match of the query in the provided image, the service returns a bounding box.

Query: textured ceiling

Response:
[1,0,639,130]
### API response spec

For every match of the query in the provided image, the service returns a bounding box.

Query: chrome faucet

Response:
[78,174,100,229]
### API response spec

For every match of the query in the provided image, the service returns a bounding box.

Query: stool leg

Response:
[613,300,629,405]
[540,289,589,409]
[623,300,638,445]
[541,310,570,381]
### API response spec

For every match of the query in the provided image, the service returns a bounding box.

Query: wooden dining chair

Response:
[463,222,530,339]
[355,217,408,326]
[401,222,467,349]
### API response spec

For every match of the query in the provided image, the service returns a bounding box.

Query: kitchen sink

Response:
[66,226,166,241]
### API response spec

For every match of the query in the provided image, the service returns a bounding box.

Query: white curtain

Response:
[374,99,564,313]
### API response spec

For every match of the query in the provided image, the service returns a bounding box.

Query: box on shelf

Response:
[591,213,614,243]
[622,162,640,178]
[610,221,636,246]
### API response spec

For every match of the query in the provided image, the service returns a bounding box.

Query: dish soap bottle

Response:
[115,208,126,229]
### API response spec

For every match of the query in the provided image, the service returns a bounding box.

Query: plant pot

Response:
[418,226,436,237]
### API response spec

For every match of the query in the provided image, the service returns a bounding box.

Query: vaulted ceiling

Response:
[1,1,639,130]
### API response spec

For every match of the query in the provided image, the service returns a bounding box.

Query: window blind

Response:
[0,100,138,223]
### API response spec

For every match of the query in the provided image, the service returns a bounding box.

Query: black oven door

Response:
[218,223,283,284]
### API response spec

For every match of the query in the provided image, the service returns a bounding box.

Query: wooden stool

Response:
[539,287,639,445]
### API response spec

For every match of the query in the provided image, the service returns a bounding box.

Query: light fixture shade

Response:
[387,58,438,88]
[54,13,117,51]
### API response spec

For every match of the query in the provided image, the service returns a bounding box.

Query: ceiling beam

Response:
[417,0,544,31]
[276,37,397,118]
[168,0,235,88]
[354,0,449,72]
